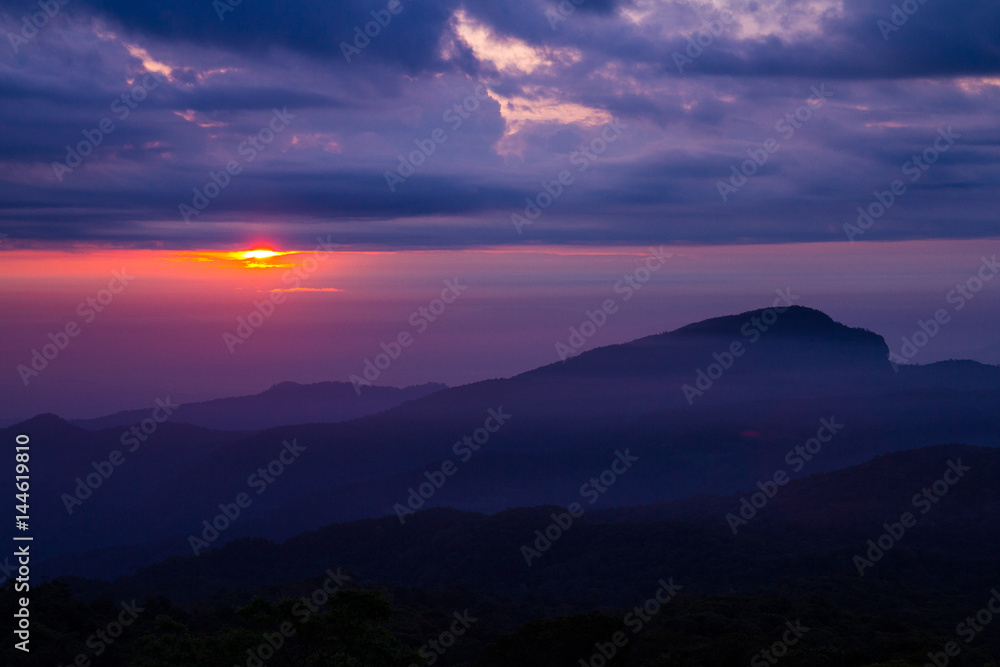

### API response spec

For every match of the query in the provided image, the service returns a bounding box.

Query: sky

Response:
[0,0,998,420]
[0,0,997,247]
[2,240,999,422]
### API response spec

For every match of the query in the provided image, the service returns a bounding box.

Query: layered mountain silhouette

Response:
[70,380,447,431]
[8,306,998,582]
[65,443,1000,639]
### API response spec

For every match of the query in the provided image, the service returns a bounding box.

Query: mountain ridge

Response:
[8,305,999,583]
[68,381,448,431]
[62,443,1000,613]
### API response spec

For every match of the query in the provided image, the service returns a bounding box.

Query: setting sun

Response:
[238,249,284,259]
[167,248,298,269]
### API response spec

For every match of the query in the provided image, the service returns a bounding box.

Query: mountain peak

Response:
[649,305,890,365]
[7,412,83,436]
[523,305,892,391]
[670,305,849,338]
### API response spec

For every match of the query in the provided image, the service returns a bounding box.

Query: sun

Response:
[169,247,298,269]
[238,249,284,260]
[228,248,296,268]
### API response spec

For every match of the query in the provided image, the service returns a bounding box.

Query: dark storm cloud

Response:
[69,0,462,72]
[0,0,997,247]
[64,0,1000,78]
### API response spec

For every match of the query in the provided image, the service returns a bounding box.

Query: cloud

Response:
[0,0,997,247]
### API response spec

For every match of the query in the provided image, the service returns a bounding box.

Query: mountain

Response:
[172,306,999,539]
[69,381,447,431]
[25,443,1000,667]
[5,414,247,562]
[11,306,999,580]
[70,444,1000,631]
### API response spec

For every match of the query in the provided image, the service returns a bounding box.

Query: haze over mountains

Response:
[8,306,998,585]
[6,0,996,660]
[76,443,1000,618]
[69,381,447,431]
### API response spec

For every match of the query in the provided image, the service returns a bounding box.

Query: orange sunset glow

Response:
[237,249,286,259]
[2,0,998,661]
[165,248,301,270]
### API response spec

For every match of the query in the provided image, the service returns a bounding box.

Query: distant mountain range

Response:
[69,380,448,431]
[6,306,998,583]
[67,442,1000,644]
